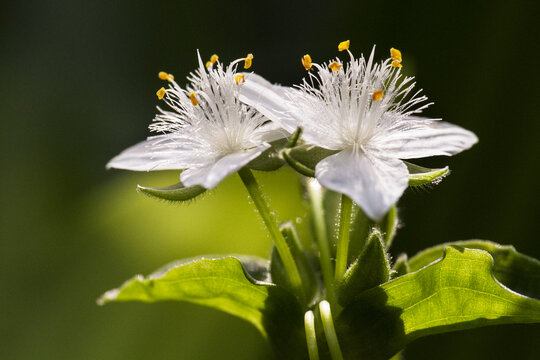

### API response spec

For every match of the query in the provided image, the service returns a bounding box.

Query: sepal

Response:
[337,229,391,307]
[405,161,449,187]
[391,253,410,278]
[282,145,338,177]
[137,181,206,202]
[247,139,286,171]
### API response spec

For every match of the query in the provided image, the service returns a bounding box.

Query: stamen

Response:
[372,90,384,101]
[328,61,343,71]
[189,92,199,106]
[302,54,312,70]
[156,87,166,100]
[244,53,254,69]
[390,48,403,67]
[390,48,402,62]
[338,40,350,51]
[235,74,245,84]
[206,54,219,68]
[158,72,174,82]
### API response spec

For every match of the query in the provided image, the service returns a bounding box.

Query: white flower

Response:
[240,44,478,220]
[107,52,286,189]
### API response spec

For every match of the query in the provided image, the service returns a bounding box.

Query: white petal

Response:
[239,73,298,133]
[250,121,289,144]
[315,150,409,220]
[181,143,270,189]
[374,117,478,159]
[106,135,194,171]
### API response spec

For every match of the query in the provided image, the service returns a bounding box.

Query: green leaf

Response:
[137,182,206,202]
[99,256,306,359]
[408,240,540,298]
[282,145,338,177]
[405,161,449,187]
[270,222,319,305]
[336,247,540,360]
[337,230,391,307]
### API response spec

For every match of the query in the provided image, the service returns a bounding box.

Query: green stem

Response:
[304,310,320,360]
[238,168,304,303]
[334,195,352,283]
[307,179,335,305]
[319,300,344,360]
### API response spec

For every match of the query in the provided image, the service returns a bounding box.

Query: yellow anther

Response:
[235,74,245,84]
[189,92,199,106]
[328,61,343,71]
[338,40,350,51]
[301,54,312,70]
[156,87,166,100]
[206,54,219,68]
[372,90,384,101]
[391,60,403,68]
[158,71,174,82]
[244,53,254,69]
[390,48,402,62]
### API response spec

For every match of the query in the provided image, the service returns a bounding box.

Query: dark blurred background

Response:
[1,1,539,359]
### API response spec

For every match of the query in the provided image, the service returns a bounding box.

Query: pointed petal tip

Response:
[315,150,408,221]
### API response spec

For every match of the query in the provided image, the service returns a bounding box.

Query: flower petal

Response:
[180,143,271,189]
[315,150,409,220]
[106,135,194,171]
[239,73,298,133]
[374,117,478,159]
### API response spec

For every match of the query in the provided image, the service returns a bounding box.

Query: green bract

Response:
[137,182,206,202]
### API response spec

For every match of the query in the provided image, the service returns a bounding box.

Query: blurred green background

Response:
[1,0,539,359]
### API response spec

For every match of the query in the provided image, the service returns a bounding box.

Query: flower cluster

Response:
[108,41,477,219]
[107,52,285,189]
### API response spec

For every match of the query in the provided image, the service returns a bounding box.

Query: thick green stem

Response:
[335,195,353,283]
[307,179,335,305]
[304,310,320,360]
[319,301,344,360]
[238,168,304,303]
